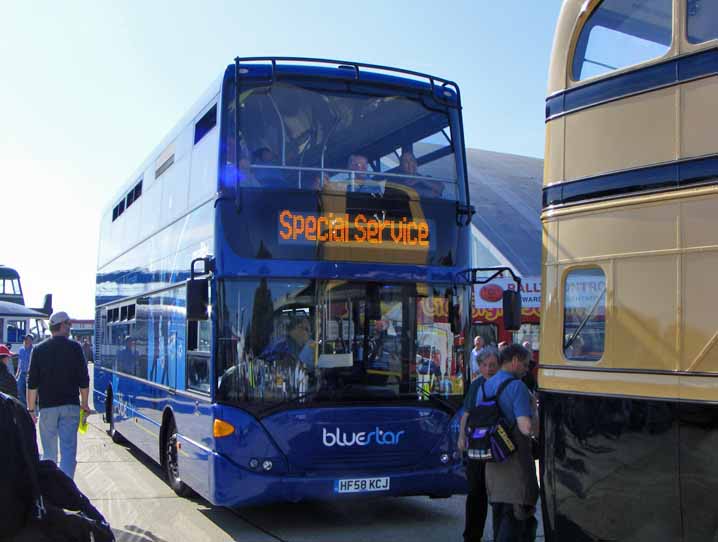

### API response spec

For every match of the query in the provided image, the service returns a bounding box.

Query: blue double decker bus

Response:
[95,58,479,507]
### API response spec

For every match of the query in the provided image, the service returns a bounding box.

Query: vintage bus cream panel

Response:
[681,77,718,159]
[543,0,718,186]
[562,87,678,183]
[542,191,718,398]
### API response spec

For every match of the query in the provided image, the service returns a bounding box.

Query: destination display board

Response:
[219,190,461,267]
[278,210,431,248]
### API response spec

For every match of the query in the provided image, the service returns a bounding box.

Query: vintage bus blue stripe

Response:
[542,154,718,208]
[545,47,718,121]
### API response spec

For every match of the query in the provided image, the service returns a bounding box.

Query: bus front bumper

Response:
[210,453,468,507]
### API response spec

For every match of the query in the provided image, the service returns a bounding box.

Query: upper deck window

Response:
[686,1,718,44]
[572,0,672,81]
[194,104,217,144]
[230,82,460,201]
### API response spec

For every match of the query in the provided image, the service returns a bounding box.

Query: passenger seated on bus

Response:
[346,153,385,194]
[251,147,285,187]
[261,314,316,368]
[348,154,369,180]
[397,150,443,198]
[117,336,139,375]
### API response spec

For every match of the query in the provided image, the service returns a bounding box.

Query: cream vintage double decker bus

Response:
[541,1,717,540]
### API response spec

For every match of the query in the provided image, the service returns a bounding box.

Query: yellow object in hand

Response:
[78,409,88,434]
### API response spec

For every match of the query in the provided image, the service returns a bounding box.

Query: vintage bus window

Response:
[572,0,672,81]
[563,268,606,361]
[233,83,459,200]
[686,1,718,44]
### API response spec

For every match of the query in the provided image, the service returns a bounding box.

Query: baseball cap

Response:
[0,345,14,357]
[49,311,72,326]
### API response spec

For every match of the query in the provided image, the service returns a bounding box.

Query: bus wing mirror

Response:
[187,279,209,321]
[502,290,521,331]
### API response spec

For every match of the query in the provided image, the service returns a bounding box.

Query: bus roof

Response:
[0,300,45,318]
[0,266,20,280]
[105,58,461,217]
[230,57,460,104]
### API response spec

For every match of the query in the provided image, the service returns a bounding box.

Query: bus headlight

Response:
[262,460,273,472]
[440,453,450,464]
[249,458,259,469]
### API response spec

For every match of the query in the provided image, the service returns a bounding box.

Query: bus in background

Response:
[94,57,489,507]
[0,266,51,369]
[541,1,718,540]
[471,275,541,360]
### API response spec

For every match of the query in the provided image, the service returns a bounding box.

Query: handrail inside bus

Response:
[233,56,461,106]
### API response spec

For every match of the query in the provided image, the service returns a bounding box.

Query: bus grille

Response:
[296,450,421,472]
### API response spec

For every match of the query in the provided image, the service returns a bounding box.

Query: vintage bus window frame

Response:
[562,266,606,362]
[685,0,718,45]
[570,0,673,83]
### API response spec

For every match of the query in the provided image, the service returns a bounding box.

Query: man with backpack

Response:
[0,392,115,541]
[481,343,539,542]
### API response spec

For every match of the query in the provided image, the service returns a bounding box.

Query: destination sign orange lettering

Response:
[278,210,430,247]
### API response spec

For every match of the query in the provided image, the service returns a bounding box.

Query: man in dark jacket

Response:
[0,345,19,398]
[27,311,90,479]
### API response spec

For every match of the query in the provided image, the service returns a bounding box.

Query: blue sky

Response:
[0,1,563,318]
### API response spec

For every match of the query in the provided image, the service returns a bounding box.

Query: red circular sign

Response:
[479,284,503,302]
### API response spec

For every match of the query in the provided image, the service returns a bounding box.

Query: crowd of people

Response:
[461,339,539,542]
[1,311,90,480]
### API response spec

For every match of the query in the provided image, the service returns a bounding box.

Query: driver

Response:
[263,314,316,368]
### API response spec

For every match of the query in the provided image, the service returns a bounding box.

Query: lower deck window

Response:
[564,268,606,361]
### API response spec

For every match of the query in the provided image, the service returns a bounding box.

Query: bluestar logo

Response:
[322,427,405,447]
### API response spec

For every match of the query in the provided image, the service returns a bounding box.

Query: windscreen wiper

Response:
[257,390,320,417]
[564,285,606,351]
[414,385,457,413]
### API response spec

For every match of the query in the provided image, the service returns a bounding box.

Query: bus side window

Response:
[686,0,718,44]
[572,0,672,81]
[563,268,606,361]
[187,320,210,393]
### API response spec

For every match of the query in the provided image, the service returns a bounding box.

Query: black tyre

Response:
[164,421,193,497]
[106,391,125,444]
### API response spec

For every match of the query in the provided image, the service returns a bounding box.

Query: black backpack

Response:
[0,392,115,542]
[465,378,518,463]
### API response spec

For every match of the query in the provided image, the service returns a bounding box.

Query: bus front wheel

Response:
[106,389,125,444]
[164,420,193,497]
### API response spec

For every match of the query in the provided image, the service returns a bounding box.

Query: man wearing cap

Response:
[27,311,90,479]
[0,345,19,398]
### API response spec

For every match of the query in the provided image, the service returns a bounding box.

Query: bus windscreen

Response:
[215,279,466,414]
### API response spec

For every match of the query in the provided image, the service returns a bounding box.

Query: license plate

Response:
[334,477,390,494]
